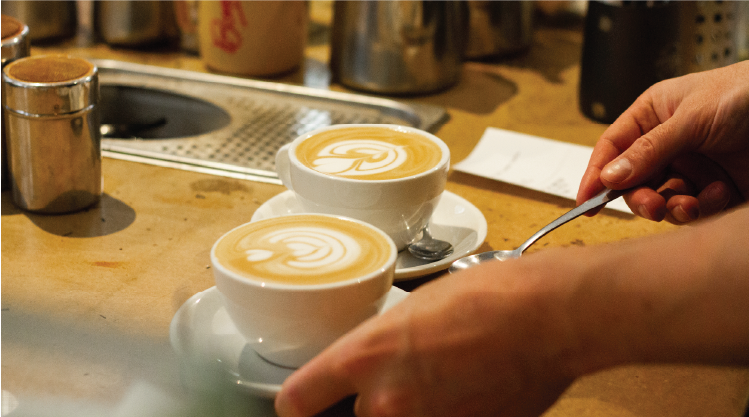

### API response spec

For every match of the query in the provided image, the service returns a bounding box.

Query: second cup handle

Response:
[275,143,293,191]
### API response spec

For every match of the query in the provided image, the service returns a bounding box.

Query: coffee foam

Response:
[214,215,392,285]
[295,126,443,181]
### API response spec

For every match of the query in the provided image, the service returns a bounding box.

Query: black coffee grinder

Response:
[579,1,681,124]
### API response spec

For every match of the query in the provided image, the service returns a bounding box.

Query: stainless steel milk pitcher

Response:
[330,1,467,95]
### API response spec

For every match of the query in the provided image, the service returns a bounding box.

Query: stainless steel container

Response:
[94,1,180,47]
[330,1,467,95]
[1,14,30,191]
[1,15,29,65]
[2,55,101,213]
[464,0,533,59]
[0,1,77,42]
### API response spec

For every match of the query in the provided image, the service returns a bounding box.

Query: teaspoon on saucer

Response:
[448,187,628,273]
[408,223,454,261]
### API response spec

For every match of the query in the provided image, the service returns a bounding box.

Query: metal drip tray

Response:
[95,59,448,184]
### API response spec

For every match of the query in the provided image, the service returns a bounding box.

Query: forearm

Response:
[561,205,749,375]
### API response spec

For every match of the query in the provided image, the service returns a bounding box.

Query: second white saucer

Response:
[170,286,409,399]
[251,190,487,280]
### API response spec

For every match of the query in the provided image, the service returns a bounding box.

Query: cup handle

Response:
[275,143,293,191]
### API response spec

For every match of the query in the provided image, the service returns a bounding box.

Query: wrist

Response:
[477,248,625,381]
[509,245,642,379]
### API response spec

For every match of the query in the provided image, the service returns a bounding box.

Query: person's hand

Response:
[274,205,749,417]
[274,258,581,417]
[577,61,749,224]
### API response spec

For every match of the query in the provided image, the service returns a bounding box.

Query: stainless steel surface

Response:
[408,223,454,261]
[449,188,626,273]
[1,1,77,42]
[465,0,533,59]
[1,14,30,191]
[94,1,179,47]
[94,59,448,184]
[330,0,466,95]
[2,56,101,213]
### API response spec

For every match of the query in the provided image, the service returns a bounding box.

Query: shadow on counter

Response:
[1,191,136,237]
[411,12,585,115]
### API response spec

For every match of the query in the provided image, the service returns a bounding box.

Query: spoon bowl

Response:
[447,249,518,272]
[408,223,454,261]
[449,187,628,273]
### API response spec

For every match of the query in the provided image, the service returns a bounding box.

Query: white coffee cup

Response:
[211,213,397,368]
[275,124,450,250]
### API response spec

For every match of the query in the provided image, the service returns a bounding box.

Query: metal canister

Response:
[330,1,467,95]
[464,1,534,60]
[94,1,180,48]
[1,1,77,43]
[1,14,30,191]
[2,55,101,213]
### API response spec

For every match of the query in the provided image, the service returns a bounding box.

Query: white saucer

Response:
[170,286,409,399]
[251,190,487,280]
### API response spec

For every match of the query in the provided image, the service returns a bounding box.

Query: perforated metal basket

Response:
[679,1,742,74]
[95,59,447,184]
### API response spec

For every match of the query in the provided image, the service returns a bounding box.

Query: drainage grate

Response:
[95,60,448,184]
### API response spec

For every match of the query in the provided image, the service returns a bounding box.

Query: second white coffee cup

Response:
[275,124,450,250]
[212,213,397,368]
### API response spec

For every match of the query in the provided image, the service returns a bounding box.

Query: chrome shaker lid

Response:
[2,54,99,116]
[1,15,30,65]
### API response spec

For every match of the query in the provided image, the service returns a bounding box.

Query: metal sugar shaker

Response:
[1,14,31,191]
[2,55,102,213]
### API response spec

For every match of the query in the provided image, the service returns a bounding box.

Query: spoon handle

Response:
[516,188,627,254]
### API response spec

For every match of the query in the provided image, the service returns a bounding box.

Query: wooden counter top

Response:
[2,7,747,417]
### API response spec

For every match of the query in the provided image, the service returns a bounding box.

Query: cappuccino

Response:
[213,214,393,285]
[294,126,443,181]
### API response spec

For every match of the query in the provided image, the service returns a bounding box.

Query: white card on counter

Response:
[453,127,631,213]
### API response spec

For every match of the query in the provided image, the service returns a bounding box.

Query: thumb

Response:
[600,117,692,189]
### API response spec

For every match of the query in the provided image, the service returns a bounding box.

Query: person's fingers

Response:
[577,166,607,217]
[577,108,658,205]
[275,351,358,417]
[623,186,667,221]
[696,181,732,218]
[664,194,700,224]
[669,154,744,211]
[354,385,417,417]
[658,174,698,224]
[600,117,691,190]
[660,182,731,224]
[577,89,670,210]
[620,155,739,223]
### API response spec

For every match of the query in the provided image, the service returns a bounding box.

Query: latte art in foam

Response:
[243,227,360,270]
[214,215,393,285]
[295,126,443,181]
[313,140,407,177]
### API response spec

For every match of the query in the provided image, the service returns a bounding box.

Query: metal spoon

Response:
[448,187,627,273]
[408,223,454,261]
